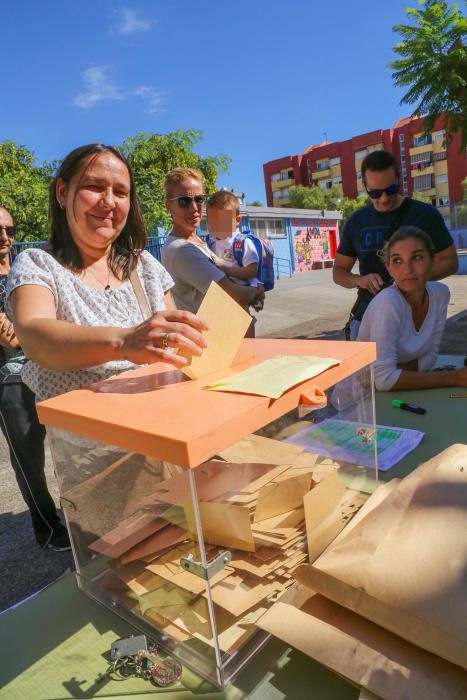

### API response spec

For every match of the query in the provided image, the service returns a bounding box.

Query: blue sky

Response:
[2,0,416,203]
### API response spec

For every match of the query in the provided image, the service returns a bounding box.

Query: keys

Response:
[96,636,182,687]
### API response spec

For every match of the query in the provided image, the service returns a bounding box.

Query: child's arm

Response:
[215,261,258,281]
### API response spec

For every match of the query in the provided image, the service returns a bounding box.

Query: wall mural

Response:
[292,219,336,272]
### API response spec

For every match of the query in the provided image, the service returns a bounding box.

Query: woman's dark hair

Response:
[383,225,435,262]
[361,150,399,184]
[49,143,147,278]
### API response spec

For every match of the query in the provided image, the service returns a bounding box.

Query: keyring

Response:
[161,333,170,349]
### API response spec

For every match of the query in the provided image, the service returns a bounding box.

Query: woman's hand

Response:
[213,257,225,269]
[0,313,20,349]
[120,309,209,366]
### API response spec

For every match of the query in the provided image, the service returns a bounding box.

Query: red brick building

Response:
[263,115,466,220]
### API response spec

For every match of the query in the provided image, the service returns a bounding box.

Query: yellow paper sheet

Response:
[180,281,252,380]
[204,355,341,399]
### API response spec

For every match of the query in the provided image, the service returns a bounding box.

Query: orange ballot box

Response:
[37,338,377,689]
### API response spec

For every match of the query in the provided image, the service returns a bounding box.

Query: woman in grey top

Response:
[161,167,264,315]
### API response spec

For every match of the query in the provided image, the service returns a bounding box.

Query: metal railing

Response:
[11,236,168,261]
[11,238,295,280]
[274,256,292,279]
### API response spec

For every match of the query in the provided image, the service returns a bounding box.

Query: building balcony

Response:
[410,164,434,178]
[273,197,291,206]
[409,143,434,157]
[271,177,295,191]
[312,168,330,180]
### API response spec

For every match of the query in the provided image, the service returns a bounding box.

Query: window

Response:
[413,133,432,148]
[413,173,435,191]
[438,196,450,206]
[271,173,280,182]
[356,171,362,180]
[330,157,341,166]
[399,134,405,142]
[332,176,342,185]
[355,149,367,160]
[318,179,332,189]
[433,130,445,141]
[316,160,330,171]
[249,218,285,238]
[272,190,281,199]
[435,173,448,184]
[433,151,447,162]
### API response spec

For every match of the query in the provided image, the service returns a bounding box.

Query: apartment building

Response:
[263,115,466,220]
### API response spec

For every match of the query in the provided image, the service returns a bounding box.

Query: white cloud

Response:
[73,66,124,109]
[133,86,165,113]
[73,66,165,113]
[113,8,153,36]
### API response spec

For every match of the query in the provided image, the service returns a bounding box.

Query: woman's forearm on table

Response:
[14,318,126,370]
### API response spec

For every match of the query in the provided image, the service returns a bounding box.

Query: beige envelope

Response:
[299,443,467,670]
[254,473,313,522]
[257,585,467,700]
[180,281,251,380]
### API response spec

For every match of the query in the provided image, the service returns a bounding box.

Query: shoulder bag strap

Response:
[129,268,151,320]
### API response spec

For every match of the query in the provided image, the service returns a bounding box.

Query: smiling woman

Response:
[6,144,208,401]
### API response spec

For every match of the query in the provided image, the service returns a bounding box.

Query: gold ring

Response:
[161,333,170,349]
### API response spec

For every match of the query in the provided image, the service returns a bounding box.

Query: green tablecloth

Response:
[0,572,357,699]
[1,377,465,700]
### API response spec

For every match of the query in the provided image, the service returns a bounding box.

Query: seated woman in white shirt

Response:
[357,226,467,391]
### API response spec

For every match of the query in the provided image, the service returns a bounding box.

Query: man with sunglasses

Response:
[0,207,70,552]
[162,168,263,317]
[333,150,457,339]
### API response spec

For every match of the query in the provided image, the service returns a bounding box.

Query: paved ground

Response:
[1,269,466,612]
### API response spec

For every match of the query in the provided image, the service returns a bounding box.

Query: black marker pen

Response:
[392,399,426,415]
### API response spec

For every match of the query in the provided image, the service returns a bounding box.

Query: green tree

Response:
[388,0,467,148]
[451,175,467,226]
[289,184,367,228]
[339,195,369,228]
[120,129,230,233]
[411,191,433,204]
[0,141,51,241]
[246,200,263,207]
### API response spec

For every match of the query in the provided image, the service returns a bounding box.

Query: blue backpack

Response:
[232,231,275,291]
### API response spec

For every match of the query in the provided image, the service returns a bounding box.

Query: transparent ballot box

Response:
[38,339,377,688]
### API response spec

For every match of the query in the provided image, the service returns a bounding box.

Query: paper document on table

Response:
[180,281,252,380]
[286,419,424,471]
[204,355,341,399]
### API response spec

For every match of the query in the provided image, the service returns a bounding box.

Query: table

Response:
[1,369,465,700]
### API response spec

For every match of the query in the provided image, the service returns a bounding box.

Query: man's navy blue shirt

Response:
[337,199,453,283]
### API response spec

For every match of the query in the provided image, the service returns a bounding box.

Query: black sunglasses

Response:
[0,225,15,237]
[167,195,207,209]
[365,183,399,199]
